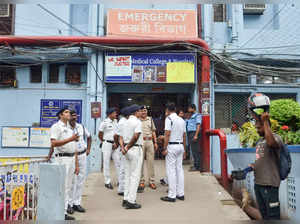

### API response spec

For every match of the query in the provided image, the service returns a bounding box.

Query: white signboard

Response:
[1,127,29,147]
[29,128,51,148]
[105,55,132,77]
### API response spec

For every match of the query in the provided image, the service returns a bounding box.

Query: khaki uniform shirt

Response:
[141,116,156,138]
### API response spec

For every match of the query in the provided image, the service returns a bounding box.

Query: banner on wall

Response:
[40,99,82,127]
[107,9,198,38]
[1,127,29,148]
[105,53,196,83]
[30,128,51,148]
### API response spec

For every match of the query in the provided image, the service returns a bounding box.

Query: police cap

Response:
[106,107,117,116]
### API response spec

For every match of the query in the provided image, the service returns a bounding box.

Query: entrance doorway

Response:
[108,93,191,135]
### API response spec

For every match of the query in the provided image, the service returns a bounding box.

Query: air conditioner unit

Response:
[0,4,9,17]
[243,4,266,15]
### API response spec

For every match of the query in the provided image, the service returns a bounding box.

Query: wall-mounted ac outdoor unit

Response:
[0,4,9,17]
[243,4,266,15]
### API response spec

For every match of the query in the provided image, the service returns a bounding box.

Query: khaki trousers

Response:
[140,140,155,184]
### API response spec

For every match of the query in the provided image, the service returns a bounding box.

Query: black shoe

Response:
[176,196,185,201]
[160,178,167,186]
[73,205,86,213]
[105,183,114,190]
[67,204,74,214]
[125,202,142,209]
[122,200,128,207]
[137,185,144,193]
[65,214,75,220]
[118,192,124,196]
[189,167,200,172]
[160,196,176,202]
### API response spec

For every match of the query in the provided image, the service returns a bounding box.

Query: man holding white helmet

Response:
[247,93,284,220]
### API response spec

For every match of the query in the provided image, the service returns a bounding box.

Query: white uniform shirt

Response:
[123,115,143,145]
[117,116,127,137]
[50,120,76,153]
[165,113,186,142]
[73,123,91,152]
[99,118,118,141]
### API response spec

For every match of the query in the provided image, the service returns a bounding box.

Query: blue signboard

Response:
[40,99,82,127]
[105,53,196,83]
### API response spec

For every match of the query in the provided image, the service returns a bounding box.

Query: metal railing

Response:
[0,158,47,221]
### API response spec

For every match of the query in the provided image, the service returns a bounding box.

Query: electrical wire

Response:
[1,40,300,83]
[37,4,88,36]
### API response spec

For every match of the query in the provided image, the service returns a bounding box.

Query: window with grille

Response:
[214,93,297,130]
[257,75,296,84]
[0,4,9,17]
[243,4,266,15]
[65,64,81,84]
[0,67,16,87]
[213,4,226,22]
[48,64,59,83]
[30,65,42,83]
[0,4,14,35]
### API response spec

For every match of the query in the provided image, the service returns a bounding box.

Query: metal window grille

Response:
[48,64,59,83]
[287,177,296,211]
[30,65,42,83]
[65,64,81,84]
[213,4,226,22]
[214,93,297,130]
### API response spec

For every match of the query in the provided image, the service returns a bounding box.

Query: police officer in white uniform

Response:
[116,107,130,196]
[50,108,79,220]
[161,103,186,202]
[121,104,143,209]
[69,110,91,213]
[98,107,120,189]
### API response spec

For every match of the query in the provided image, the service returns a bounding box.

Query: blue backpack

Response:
[276,144,292,180]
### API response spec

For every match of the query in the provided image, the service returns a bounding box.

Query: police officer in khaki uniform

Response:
[138,106,158,192]
[50,108,79,220]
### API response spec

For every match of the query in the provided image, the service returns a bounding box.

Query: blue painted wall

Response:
[1,3,199,159]
[205,3,300,56]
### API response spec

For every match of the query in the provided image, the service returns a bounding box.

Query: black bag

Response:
[277,144,292,180]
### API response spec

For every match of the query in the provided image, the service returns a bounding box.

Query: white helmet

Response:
[248,93,270,116]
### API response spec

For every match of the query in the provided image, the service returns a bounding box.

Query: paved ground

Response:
[73,160,249,222]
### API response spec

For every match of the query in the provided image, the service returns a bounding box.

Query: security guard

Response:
[138,105,158,192]
[121,104,143,209]
[50,108,79,220]
[187,104,202,171]
[98,107,120,189]
[161,103,186,202]
[69,110,91,213]
[116,107,130,196]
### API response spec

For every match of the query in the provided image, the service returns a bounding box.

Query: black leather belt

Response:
[104,140,114,144]
[78,149,86,155]
[124,143,142,147]
[169,142,183,145]
[56,152,75,157]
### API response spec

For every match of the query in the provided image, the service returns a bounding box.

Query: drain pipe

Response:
[206,129,228,190]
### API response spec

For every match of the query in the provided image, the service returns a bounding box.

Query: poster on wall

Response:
[1,127,29,148]
[29,128,51,148]
[105,55,132,82]
[40,99,82,127]
[105,53,196,83]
